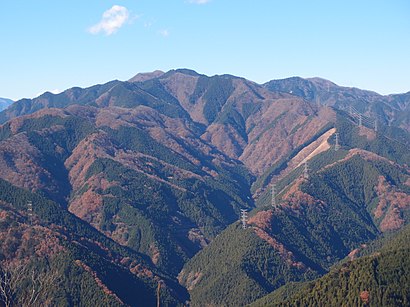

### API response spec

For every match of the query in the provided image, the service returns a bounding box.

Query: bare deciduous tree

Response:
[0,261,60,307]
[0,269,13,307]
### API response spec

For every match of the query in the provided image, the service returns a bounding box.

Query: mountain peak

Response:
[306,77,337,87]
[0,97,14,111]
[0,68,409,306]
[128,70,165,82]
[173,68,200,76]
[160,68,203,79]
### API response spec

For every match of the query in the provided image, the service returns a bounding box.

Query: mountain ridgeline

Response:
[0,98,13,111]
[251,224,410,306]
[0,69,409,306]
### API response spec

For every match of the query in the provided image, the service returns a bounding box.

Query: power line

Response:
[337,106,409,147]
[335,132,340,151]
[27,201,33,226]
[348,107,378,132]
[240,209,248,229]
[271,184,276,207]
[303,162,309,180]
[260,104,405,209]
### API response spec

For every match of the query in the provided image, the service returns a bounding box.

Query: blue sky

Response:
[1,0,409,100]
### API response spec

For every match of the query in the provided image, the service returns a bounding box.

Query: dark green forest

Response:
[0,69,409,306]
[0,178,188,306]
[252,225,410,307]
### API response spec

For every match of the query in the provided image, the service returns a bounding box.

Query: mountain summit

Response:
[0,69,409,306]
[0,97,13,111]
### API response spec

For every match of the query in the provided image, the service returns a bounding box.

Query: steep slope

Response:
[252,106,410,200]
[0,69,409,306]
[0,79,191,125]
[178,223,321,307]
[0,103,253,276]
[156,71,334,173]
[128,70,165,82]
[153,69,242,126]
[2,70,339,181]
[264,77,410,132]
[0,71,345,276]
[251,224,410,307]
[179,129,410,306]
[136,70,338,179]
[0,178,188,306]
[0,98,13,111]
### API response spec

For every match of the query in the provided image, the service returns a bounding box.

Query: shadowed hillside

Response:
[0,69,409,306]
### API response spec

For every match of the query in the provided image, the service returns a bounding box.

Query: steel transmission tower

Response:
[240,209,248,229]
[335,132,340,151]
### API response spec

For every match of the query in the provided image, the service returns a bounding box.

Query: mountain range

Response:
[0,69,409,306]
[0,98,13,111]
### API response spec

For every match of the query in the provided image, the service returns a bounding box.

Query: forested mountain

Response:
[180,132,410,306]
[251,224,410,306]
[0,178,188,306]
[0,102,253,277]
[0,69,409,306]
[0,98,13,111]
[264,77,410,132]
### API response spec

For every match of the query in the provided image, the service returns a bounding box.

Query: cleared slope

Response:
[180,149,410,306]
[264,76,410,132]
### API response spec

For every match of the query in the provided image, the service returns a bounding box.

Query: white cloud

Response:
[188,0,211,4]
[158,29,170,37]
[88,5,129,35]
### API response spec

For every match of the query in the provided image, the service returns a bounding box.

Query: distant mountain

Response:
[0,97,13,111]
[264,77,410,132]
[0,70,335,180]
[0,69,409,305]
[128,70,164,82]
[1,70,274,277]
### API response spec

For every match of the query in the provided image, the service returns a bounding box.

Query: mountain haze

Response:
[0,98,13,111]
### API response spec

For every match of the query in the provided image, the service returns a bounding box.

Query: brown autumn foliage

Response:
[68,189,104,227]
[252,227,306,270]
[74,260,124,305]
[0,134,55,193]
[247,208,308,270]
[321,148,397,173]
[187,228,209,248]
[374,176,410,232]
[358,126,377,140]
[247,210,273,230]
[360,290,370,304]
[0,206,65,263]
